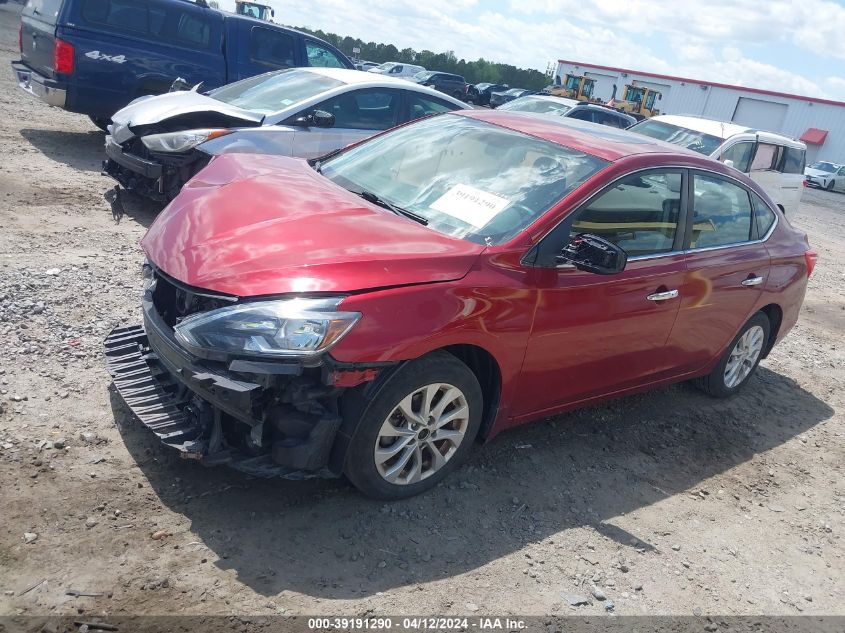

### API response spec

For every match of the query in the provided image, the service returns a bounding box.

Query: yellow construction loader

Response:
[545,73,597,102]
[612,85,662,119]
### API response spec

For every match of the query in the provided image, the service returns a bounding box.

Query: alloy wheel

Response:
[723,325,765,388]
[374,383,469,485]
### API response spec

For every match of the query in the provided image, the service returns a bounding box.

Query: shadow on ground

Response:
[110,366,833,600]
[20,128,105,173]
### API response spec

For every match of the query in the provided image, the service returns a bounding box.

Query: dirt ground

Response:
[0,3,843,621]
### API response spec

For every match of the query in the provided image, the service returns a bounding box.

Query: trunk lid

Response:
[141,154,485,297]
[20,0,63,78]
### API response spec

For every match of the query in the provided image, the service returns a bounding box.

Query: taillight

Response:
[53,38,74,74]
[802,180,808,187]
[18,25,22,53]
[805,250,818,277]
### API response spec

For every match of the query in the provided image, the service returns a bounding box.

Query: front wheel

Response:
[826,179,835,191]
[342,352,482,500]
[693,312,770,398]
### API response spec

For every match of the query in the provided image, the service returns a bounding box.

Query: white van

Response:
[629,114,807,215]
[367,62,426,79]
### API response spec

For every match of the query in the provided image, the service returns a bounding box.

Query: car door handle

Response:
[741,276,764,287]
[646,289,679,301]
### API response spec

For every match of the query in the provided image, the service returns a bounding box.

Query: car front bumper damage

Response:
[104,295,348,479]
[102,135,209,202]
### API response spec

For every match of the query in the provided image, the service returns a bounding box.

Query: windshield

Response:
[320,115,609,245]
[209,69,344,114]
[376,62,398,71]
[414,71,435,81]
[809,161,837,173]
[628,119,723,156]
[498,96,572,116]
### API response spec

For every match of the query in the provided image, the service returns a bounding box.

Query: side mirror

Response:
[557,233,627,274]
[723,159,735,169]
[293,110,335,129]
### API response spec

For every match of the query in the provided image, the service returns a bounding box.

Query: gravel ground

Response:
[0,3,843,621]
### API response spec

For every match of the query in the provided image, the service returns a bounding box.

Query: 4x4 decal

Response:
[85,50,127,64]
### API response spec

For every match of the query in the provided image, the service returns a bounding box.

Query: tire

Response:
[826,179,835,191]
[89,115,111,132]
[342,351,483,500]
[693,312,770,398]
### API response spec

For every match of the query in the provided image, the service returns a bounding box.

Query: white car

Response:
[804,161,845,192]
[103,68,467,201]
[629,114,807,215]
[367,62,426,79]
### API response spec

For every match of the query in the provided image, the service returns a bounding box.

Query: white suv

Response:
[629,114,807,215]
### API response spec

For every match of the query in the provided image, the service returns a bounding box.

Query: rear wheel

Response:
[343,352,482,500]
[693,312,770,398]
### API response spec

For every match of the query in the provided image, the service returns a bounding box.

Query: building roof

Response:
[459,109,704,161]
[558,59,845,108]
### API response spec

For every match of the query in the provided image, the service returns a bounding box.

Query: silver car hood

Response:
[110,90,263,144]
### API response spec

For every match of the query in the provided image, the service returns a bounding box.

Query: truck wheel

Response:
[343,351,482,500]
[693,312,770,398]
[89,116,111,132]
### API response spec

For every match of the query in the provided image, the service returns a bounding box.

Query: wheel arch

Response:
[758,303,783,358]
[442,344,502,442]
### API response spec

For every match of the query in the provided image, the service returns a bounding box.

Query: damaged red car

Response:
[105,110,816,499]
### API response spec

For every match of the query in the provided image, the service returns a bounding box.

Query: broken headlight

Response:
[173,298,360,358]
[141,129,232,153]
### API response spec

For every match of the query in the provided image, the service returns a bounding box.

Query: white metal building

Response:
[555,59,845,164]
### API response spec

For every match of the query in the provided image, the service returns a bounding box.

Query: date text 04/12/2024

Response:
[306,617,527,630]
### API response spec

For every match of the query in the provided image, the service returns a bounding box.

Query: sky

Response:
[222,0,845,101]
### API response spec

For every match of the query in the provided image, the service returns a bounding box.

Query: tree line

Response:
[295,27,551,91]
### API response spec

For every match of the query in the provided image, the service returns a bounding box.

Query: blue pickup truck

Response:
[11,0,353,129]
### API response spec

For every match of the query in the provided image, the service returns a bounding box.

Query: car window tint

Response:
[176,13,210,48]
[567,109,593,122]
[318,89,400,130]
[305,41,346,68]
[692,174,753,248]
[570,171,682,257]
[82,0,146,32]
[750,143,778,171]
[250,27,296,67]
[408,93,457,121]
[720,142,754,172]
[781,147,805,174]
[750,191,776,237]
[839,167,845,176]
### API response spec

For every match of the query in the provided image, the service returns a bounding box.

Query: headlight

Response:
[173,298,360,358]
[141,128,232,153]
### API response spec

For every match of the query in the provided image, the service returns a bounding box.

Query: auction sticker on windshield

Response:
[430,184,511,227]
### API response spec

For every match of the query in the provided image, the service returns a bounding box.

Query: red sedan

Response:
[105,110,816,499]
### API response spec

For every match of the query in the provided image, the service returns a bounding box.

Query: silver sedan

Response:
[103,68,469,201]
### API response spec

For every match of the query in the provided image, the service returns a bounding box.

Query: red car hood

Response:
[141,154,485,297]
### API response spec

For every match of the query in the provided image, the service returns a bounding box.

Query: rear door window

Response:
[250,27,297,67]
[407,93,458,121]
[305,40,347,68]
[691,174,754,248]
[750,143,779,171]
[750,191,776,238]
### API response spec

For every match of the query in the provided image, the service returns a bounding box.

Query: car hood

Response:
[804,168,833,178]
[110,90,263,144]
[141,154,485,297]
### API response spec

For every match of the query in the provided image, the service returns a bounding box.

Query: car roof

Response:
[650,114,751,139]
[458,109,706,161]
[522,94,580,108]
